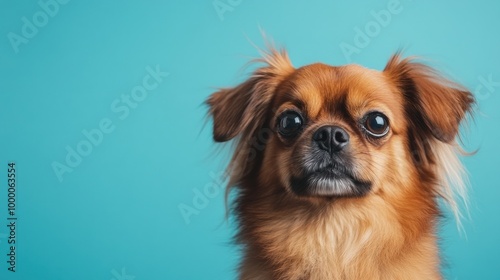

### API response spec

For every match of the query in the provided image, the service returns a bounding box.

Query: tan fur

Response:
[207,47,474,280]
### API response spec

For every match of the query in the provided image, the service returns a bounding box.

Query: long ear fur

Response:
[384,54,475,227]
[206,47,294,205]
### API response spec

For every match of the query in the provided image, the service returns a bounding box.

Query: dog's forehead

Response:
[276,63,401,118]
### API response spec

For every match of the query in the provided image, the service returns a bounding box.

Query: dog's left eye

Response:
[277,111,304,137]
[363,112,389,137]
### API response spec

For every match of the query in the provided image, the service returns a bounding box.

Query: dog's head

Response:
[207,48,474,206]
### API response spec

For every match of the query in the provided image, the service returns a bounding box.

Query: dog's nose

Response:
[313,126,349,153]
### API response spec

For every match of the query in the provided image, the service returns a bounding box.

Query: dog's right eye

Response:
[277,111,304,137]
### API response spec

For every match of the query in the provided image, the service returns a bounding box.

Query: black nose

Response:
[313,126,349,153]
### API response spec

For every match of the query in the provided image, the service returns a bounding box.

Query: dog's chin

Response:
[290,169,371,198]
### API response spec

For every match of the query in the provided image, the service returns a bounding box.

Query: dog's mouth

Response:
[290,165,371,197]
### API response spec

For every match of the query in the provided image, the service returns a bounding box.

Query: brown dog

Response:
[207,47,474,280]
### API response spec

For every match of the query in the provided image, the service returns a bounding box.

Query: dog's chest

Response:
[252,210,391,279]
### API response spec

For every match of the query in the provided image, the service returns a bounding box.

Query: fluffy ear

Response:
[207,48,294,142]
[384,54,475,142]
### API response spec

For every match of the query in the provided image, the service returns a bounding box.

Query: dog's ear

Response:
[384,54,475,142]
[207,49,294,142]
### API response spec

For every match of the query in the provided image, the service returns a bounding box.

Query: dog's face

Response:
[208,50,473,202]
[268,63,405,198]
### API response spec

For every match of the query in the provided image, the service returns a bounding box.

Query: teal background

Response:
[0,0,499,279]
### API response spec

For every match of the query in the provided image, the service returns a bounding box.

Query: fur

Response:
[207,46,474,280]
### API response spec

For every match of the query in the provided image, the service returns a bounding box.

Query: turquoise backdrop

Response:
[0,1,499,279]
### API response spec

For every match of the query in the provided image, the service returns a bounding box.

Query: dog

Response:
[207,46,474,280]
